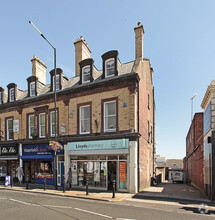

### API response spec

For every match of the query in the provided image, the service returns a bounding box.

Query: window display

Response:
[74,161,107,188]
[35,161,53,179]
[0,162,7,177]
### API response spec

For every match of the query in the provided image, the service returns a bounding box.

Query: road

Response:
[0,189,214,220]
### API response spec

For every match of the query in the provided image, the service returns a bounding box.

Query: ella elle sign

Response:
[0,146,18,156]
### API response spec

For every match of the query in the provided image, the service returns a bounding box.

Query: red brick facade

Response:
[185,113,204,191]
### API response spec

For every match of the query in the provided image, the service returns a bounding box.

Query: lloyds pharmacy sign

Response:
[68,139,129,151]
[0,146,18,156]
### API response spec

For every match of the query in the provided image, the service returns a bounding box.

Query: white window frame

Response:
[104,101,116,132]
[53,75,60,91]
[50,111,58,137]
[79,105,90,134]
[39,113,46,138]
[29,115,35,139]
[9,88,15,102]
[0,92,2,104]
[82,65,91,83]
[105,58,115,77]
[30,82,36,97]
[7,119,13,141]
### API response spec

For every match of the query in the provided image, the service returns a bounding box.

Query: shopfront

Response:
[0,145,19,181]
[68,139,129,191]
[21,144,64,185]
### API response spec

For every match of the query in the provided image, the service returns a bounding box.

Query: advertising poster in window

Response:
[86,161,93,173]
[101,162,107,176]
[119,162,126,182]
[71,161,77,185]
[94,162,100,182]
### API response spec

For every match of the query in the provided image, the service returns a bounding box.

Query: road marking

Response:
[9,198,30,205]
[9,198,39,207]
[43,205,73,209]
[75,207,113,219]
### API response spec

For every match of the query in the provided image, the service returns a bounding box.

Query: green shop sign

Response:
[68,139,129,151]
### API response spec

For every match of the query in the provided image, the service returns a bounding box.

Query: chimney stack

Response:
[74,36,91,76]
[134,22,144,60]
[31,56,47,85]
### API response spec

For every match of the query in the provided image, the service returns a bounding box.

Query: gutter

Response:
[137,80,140,192]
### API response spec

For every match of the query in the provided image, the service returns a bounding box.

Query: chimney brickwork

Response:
[31,56,47,85]
[74,36,91,76]
[134,22,144,60]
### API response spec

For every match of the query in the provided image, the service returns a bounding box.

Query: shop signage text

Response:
[22,144,64,156]
[0,146,18,156]
[68,139,129,151]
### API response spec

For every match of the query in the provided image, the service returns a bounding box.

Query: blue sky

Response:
[1,0,215,159]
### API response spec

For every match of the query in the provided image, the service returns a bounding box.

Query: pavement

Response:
[0,181,214,206]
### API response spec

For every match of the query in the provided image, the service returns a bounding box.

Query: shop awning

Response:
[21,155,53,160]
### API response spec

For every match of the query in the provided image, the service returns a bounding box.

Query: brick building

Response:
[0,22,155,193]
[185,113,204,191]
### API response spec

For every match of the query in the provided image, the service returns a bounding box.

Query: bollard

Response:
[11,174,13,187]
[86,178,89,195]
[63,175,66,193]
[44,176,46,191]
[112,180,116,198]
[26,175,29,189]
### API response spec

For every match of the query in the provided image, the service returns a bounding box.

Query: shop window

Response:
[104,101,116,132]
[105,58,115,77]
[35,161,53,179]
[39,113,46,138]
[50,111,57,137]
[30,82,36,97]
[7,119,13,140]
[53,75,60,91]
[9,88,15,102]
[73,161,107,188]
[82,66,91,83]
[79,105,90,134]
[29,115,35,139]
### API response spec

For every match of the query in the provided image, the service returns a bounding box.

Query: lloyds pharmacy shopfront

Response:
[67,138,138,193]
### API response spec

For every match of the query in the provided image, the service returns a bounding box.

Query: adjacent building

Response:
[0,22,155,193]
[201,80,215,200]
[185,113,204,191]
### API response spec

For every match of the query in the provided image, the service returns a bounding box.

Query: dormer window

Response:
[102,50,118,79]
[82,66,91,83]
[10,88,15,102]
[30,82,36,97]
[105,58,115,77]
[53,75,60,91]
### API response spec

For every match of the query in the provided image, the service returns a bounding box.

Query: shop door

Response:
[24,161,31,183]
[108,161,116,190]
[57,162,64,186]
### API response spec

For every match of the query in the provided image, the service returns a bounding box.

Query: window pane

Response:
[105,116,116,130]
[80,106,90,133]
[8,120,13,129]
[41,126,45,137]
[30,115,34,126]
[106,60,115,76]
[106,102,116,116]
[81,119,90,133]
[82,67,90,82]
[40,114,45,125]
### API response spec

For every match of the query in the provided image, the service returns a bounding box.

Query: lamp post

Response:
[190,94,197,122]
[29,21,58,190]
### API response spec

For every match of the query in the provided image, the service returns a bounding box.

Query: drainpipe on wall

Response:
[137,81,140,192]
[152,87,155,177]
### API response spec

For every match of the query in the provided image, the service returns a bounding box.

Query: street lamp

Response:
[29,21,58,190]
[190,94,197,122]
